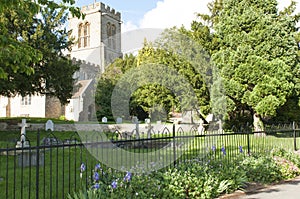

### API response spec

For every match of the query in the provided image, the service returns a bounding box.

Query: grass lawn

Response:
[0,129,299,198]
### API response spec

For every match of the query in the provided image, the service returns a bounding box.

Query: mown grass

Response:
[0,129,299,198]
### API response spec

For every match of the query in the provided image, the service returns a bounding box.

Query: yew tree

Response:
[212,0,300,130]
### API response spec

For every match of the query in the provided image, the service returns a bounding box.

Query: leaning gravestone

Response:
[45,119,54,131]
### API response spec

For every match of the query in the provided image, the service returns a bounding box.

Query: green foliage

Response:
[198,0,300,127]
[188,0,300,127]
[69,148,300,199]
[0,0,81,104]
[96,33,211,120]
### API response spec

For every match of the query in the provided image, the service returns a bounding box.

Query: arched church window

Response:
[78,23,83,48]
[106,22,112,47]
[78,22,90,48]
[111,24,116,49]
[83,22,90,47]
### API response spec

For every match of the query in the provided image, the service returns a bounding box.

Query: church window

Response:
[111,24,116,49]
[78,22,90,48]
[21,96,31,105]
[78,23,83,48]
[83,22,90,47]
[106,22,116,49]
[107,22,112,47]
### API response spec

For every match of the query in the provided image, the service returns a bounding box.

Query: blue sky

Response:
[76,0,160,27]
[75,0,300,32]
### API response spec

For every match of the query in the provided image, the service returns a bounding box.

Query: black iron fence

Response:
[0,123,300,199]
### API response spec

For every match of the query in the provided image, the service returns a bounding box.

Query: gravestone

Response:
[102,117,107,123]
[45,119,54,131]
[15,119,45,167]
[132,116,138,124]
[16,119,30,148]
[145,118,150,124]
[116,117,122,124]
[18,151,44,167]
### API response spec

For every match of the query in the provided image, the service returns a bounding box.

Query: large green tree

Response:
[96,32,211,121]
[211,0,300,130]
[0,0,81,103]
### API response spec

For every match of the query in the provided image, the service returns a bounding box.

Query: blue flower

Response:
[95,163,101,171]
[212,145,216,152]
[123,171,132,182]
[111,180,117,189]
[239,146,243,153]
[93,171,100,181]
[93,183,100,190]
[80,163,86,172]
[221,146,226,155]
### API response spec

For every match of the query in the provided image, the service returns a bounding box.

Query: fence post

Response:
[293,122,297,151]
[173,124,176,167]
[36,129,40,199]
[247,128,251,156]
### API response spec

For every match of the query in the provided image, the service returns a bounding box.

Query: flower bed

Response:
[68,148,300,199]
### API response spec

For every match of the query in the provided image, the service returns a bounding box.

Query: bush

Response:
[69,149,300,199]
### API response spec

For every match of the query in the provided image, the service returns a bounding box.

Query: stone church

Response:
[0,2,122,121]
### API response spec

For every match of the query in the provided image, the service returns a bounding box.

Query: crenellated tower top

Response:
[80,2,121,21]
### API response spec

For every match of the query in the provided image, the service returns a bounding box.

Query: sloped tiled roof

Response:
[72,79,93,98]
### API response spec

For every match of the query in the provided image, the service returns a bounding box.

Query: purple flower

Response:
[221,146,226,155]
[212,145,216,152]
[93,183,100,189]
[123,172,132,182]
[239,146,243,153]
[111,180,117,189]
[93,171,100,181]
[95,163,101,171]
[80,163,86,172]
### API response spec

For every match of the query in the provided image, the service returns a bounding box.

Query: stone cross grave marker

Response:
[45,119,54,131]
[102,117,107,123]
[16,119,30,148]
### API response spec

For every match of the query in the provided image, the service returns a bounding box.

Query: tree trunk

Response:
[253,113,265,136]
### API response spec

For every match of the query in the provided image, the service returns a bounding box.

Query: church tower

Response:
[68,2,122,74]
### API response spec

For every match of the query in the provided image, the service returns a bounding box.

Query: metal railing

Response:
[0,123,299,198]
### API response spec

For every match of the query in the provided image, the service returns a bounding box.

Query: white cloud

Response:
[137,0,300,30]
[139,0,211,29]
[122,21,138,32]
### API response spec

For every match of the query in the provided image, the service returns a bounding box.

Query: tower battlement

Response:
[80,2,121,21]
[72,57,100,69]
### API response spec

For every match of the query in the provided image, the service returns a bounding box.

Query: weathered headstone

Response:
[18,151,44,167]
[132,116,138,124]
[16,119,30,148]
[45,119,54,131]
[116,117,122,124]
[145,118,151,124]
[102,117,107,123]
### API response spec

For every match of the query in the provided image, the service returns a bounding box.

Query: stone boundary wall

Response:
[0,122,186,134]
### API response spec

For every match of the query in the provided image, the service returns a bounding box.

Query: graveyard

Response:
[0,117,300,198]
[2,0,300,198]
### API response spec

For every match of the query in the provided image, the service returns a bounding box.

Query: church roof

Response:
[72,79,93,98]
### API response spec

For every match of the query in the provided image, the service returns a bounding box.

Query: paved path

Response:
[238,176,300,199]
